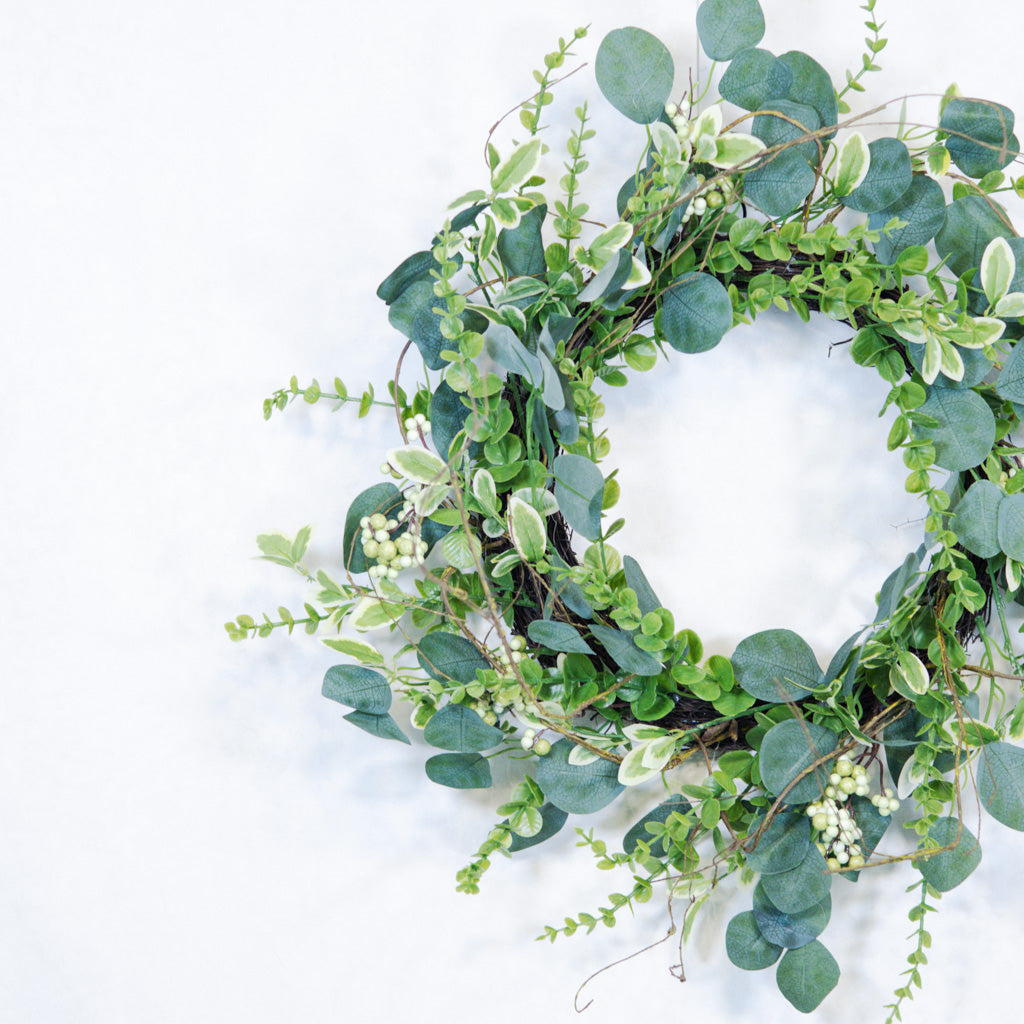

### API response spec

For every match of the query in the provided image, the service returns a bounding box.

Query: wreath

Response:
[229,0,1024,1015]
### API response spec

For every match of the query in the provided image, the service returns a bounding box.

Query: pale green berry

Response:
[362,540,380,559]
[533,738,551,756]
[812,812,828,831]
[369,513,387,530]
[836,758,853,777]
[849,854,865,870]
[839,777,857,795]
[378,540,397,563]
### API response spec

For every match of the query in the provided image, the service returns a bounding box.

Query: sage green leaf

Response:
[726,911,784,970]
[527,620,595,654]
[744,809,811,874]
[954,479,1003,558]
[751,99,821,164]
[916,817,982,891]
[595,27,674,124]
[977,741,1024,830]
[997,493,1024,561]
[718,47,792,110]
[387,280,447,370]
[536,738,624,813]
[322,665,391,714]
[752,883,831,949]
[623,555,663,616]
[935,194,1014,278]
[342,710,411,744]
[508,495,547,562]
[423,704,504,752]
[342,483,402,573]
[842,137,912,213]
[996,341,1024,403]
[874,545,926,624]
[658,272,733,353]
[777,50,838,141]
[760,844,831,913]
[553,453,604,540]
[377,250,435,305]
[941,96,1019,179]
[913,387,996,472]
[430,380,470,462]
[870,175,947,265]
[508,802,569,851]
[490,138,542,194]
[732,628,822,703]
[424,752,492,789]
[696,0,765,61]
[759,719,839,803]
[742,149,817,218]
[776,941,840,1012]
[588,622,664,676]
[496,204,547,277]
[484,323,542,385]
[622,795,692,856]
[416,633,490,685]
[843,796,890,882]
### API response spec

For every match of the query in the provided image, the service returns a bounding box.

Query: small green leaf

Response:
[775,941,840,1012]
[490,138,543,194]
[508,495,547,562]
[981,236,1016,306]
[833,131,870,196]
[726,911,783,971]
[386,445,448,485]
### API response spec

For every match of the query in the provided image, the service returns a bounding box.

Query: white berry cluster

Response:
[359,511,428,580]
[519,729,551,756]
[805,758,876,871]
[663,103,738,220]
[379,414,432,480]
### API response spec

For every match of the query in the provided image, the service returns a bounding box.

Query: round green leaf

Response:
[916,817,982,891]
[760,844,832,913]
[745,808,811,874]
[376,250,435,306]
[775,941,841,1012]
[935,194,1014,278]
[416,633,490,685]
[742,149,817,218]
[595,27,674,124]
[953,479,1003,558]
[423,704,504,752]
[977,741,1024,831]
[751,99,821,164]
[527,620,595,654]
[869,175,947,265]
[342,710,411,745]
[536,738,624,814]
[998,493,1024,561]
[658,272,733,353]
[752,883,831,949]
[387,279,448,370]
[322,665,391,714]
[718,47,792,110]
[725,911,783,970]
[732,628,822,703]
[842,137,913,213]
[424,752,493,789]
[496,204,547,278]
[553,453,604,541]
[758,719,839,804]
[696,0,765,62]
[997,340,1024,404]
[913,387,996,472]
[508,802,569,851]
[941,97,1019,179]
[622,795,692,856]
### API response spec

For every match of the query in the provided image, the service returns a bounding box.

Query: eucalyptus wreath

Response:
[230,0,1024,1015]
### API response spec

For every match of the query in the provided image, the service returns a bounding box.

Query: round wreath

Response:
[230,0,1024,1015]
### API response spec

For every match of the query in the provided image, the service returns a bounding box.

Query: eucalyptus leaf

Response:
[416,632,490,685]
[977,741,1024,831]
[322,664,392,714]
[725,911,784,971]
[996,341,1024,403]
[869,175,947,265]
[913,387,996,472]
[552,453,604,540]
[935,194,1014,278]
[997,493,1024,562]
[752,883,831,949]
[424,752,493,789]
[776,50,838,141]
[536,738,624,813]
[342,483,402,573]
[941,96,1019,179]
[760,844,831,913]
[718,47,792,110]
[588,622,664,676]
[376,250,436,306]
[745,808,811,874]
[527,620,595,654]
[623,555,663,616]
[595,27,675,124]
[916,817,982,891]
[696,0,765,62]
[342,710,411,744]
[658,272,733,353]
[430,380,471,462]
[751,99,821,163]
[423,703,504,752]
[775,941,840,1012]
[759,719,839,804]
[953,479,1003,558]
[496,204,547,277]
[742,148,817,218]
[841,137,912,213]
[732,628,822,703]
[484,323,543,385]
[387,280,447,370]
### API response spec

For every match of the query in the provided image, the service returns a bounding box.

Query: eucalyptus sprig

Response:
[232,0,1024,1016]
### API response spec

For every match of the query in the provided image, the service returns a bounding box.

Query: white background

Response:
[3,1,1024,1021]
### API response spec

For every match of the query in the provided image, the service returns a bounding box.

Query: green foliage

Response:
[915,817,983,891]
[775,941,841,1012]
[594,27,673,124]
[759,719,839,803]
[535,739,624,813]
[732,629,822,703]
[696,0,766,62]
